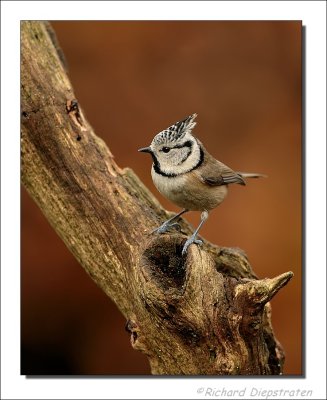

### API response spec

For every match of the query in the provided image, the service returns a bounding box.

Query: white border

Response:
[1,1,326,399]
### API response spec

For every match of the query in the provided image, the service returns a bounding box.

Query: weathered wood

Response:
[21,21,293,375]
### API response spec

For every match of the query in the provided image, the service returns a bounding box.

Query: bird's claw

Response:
[170,223,182,232]
[182,238,203,256]
[151,222,181,235]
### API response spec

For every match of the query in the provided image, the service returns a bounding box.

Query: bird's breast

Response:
[151,166,228,211]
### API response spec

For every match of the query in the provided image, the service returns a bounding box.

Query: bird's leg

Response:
[152,209,189,234]
[182,210,209,255]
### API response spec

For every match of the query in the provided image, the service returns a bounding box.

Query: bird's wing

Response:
[199,155,245,186]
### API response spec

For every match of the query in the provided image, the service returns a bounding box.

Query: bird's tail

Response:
[238,172,267,179]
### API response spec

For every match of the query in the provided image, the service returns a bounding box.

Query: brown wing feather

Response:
[198,148,245,186]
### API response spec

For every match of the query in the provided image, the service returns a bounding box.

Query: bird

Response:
[138,113,265,256]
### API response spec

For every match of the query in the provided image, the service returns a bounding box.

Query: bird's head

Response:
[138,113,202,176]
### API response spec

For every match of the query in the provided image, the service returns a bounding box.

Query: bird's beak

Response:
[138,146,152,154]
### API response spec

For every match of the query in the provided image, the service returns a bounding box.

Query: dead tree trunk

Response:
[21,21,293,375]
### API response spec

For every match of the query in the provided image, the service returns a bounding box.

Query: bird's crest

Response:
[153,113,197,145]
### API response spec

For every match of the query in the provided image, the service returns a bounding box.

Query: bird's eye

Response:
[162,147,171,153]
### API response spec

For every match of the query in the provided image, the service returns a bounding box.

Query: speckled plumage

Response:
[152,114,197,146]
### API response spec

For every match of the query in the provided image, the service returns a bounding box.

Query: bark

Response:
[21,21,293,375]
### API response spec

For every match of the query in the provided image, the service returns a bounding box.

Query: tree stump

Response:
[21,21,293,375]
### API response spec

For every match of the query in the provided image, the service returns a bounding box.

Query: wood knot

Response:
[125,319,139,346]
[66,98,87,137]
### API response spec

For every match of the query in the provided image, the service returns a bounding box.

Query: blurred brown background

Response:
[21,21,302,375]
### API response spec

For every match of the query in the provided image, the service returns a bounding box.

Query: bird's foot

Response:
[151,222,181,235]
[182,237,203,256]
